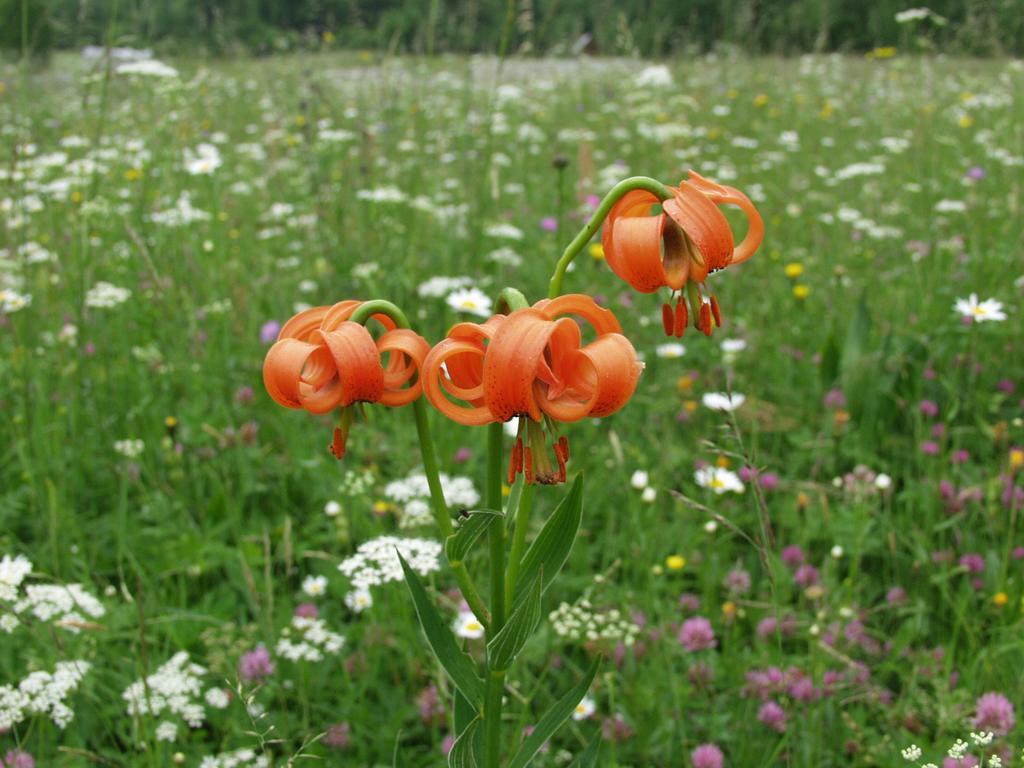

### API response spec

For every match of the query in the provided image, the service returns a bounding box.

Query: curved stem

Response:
[496,286,530,314]
[547,176,673,299]
[350,299,491,627]
[504,483,534,609]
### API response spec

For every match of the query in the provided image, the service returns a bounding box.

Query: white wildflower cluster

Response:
[356,186,406,204]
[117,59,178,77]
[14,583,106,632]
[123,652,207,728]
[484,223,524,240]
[901,744,922,761]
[1,554,106,634]
[199,748,271,768]
[85,281,132,309]
[634,64,674,88]
[0,288,32,313]
[114,438,145,459]
[418,275,473,299]
[0,660,91,730]
[149,192,212,227]
[549,599,640,647]
[184,143,223,175]
[385,472,480,529]
[0,554,32,601]
[338,468,376,497]
[275,615,345,662]
[339,536,442,590]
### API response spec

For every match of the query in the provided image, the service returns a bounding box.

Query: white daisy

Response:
[655,342,686,359]
[453,611,485,639]
[701,392,746,411]
[301,575,328,597]
[694,467,745,494]
[446,287,493,318]
[572,695,596,721]
[954,293,1006,322]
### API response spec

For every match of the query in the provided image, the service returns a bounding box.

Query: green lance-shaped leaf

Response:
[487,570,542,671]
[453,687,475,737]
[513,473,583,603]
[397,551,485,708]
[446,509,503,566]
[567,727,603,768]
[448,716,484,768]
[506,658,601,768]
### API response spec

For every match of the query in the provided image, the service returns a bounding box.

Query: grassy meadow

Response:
[1,50,1023,766]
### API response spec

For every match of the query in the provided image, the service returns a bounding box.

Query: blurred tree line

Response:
[3,0,1023,57]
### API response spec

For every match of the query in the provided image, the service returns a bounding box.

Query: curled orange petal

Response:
[277,305,332,342]
[377,329,430,407]
[662,180,734,279]
[422,337,496,426]
[535,293,623,335]
[304,322,384,413]
[483,309,558,422]
[263,338,322,409]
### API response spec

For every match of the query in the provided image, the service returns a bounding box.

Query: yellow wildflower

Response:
[784,262,804,279]
[666,555,686,571]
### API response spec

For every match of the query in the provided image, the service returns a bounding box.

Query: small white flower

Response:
[301,575,328,597]
[324,500,342,517]
[572,695,597,721]
[155,720,178,742]
[641,487,657,503]
[446,287,493,318]
[948,739,968,759]
[655,342,686,359]
[630,470,649,490]
[635,65,673,88]
[954,293,1006,322]
[830,545,844,559]
[204,688,229,709]
[704,520,718,533]
[453,611,485,639]
[970,731,994,746]
[113,439,145,459]
[875,473,892,490]
[345,588,373,613]
[702,392,746,412]
[901,745,922,761]
[989,756,1003,768]
[694,467,744,495]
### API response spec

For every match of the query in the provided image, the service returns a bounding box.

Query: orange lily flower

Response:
[422,294,643,484]
[602,170,763,337]
[263,300,430,459]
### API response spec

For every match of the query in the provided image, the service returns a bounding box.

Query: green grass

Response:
[0,50,1022,766]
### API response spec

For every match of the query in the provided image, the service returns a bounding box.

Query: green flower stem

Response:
[349,300,491,627]
[484,421,507,768]
[546,176,673,299]
[504,482,534,610]
[484,668,507,766]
